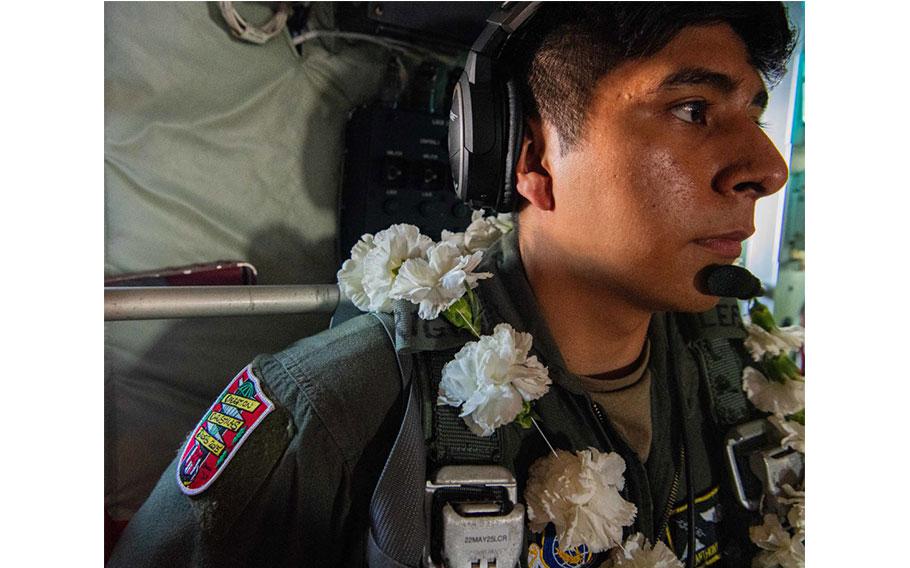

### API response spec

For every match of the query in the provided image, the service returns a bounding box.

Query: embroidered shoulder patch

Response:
[176,364,275,495]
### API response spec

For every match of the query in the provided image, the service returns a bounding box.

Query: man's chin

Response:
[683,291,723,314]
[654,287,722,314]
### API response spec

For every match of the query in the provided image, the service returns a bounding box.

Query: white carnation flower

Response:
[442,211,515,254]
[610,533,683,568]
[750,514,805,568]
[743,367,804,416]
[440,229,468,254]
[779,484,805,534]
[487,212,515,234]
[464,210,507,252]
[361,224,433,313]
[438,323,551,436]
[525,448,637,553]
[389,242,492,320]
[337,234,376,311]
[744,323,805,361]
[768,414,805,454]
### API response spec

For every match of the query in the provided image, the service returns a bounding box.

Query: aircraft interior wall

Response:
[104,2,389,519]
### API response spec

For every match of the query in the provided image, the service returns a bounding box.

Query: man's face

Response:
[540,23,788,313]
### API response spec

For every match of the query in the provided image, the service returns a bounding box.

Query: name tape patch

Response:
[176,364,275,495]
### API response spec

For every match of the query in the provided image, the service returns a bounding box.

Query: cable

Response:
[667,341,697,568]
[291,29,462,67]
[218,1,291,45]
[683,421,696,568]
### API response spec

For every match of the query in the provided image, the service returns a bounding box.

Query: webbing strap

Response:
[697,337,752,427]
[368,313,426,568]
[680,300,752,429]
[424,349,501,465]
[365,308,503,567]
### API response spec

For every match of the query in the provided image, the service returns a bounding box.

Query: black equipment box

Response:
[339,104,474,257]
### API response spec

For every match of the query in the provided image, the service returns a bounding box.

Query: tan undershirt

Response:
[576,341,652,463]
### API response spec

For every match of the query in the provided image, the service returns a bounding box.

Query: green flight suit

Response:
[109,229,757,567]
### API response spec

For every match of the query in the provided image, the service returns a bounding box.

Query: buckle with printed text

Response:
[425,465,526,568]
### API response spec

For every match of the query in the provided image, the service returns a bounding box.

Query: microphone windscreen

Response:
[701,265,763,299]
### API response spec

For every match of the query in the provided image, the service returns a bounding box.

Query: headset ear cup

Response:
[500,77,524,213]
[452,57,501,211]
[449,74,470,204]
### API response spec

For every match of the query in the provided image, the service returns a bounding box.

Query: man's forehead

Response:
[597,24,767,103]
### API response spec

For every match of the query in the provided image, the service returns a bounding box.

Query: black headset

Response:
[448,2,541,213]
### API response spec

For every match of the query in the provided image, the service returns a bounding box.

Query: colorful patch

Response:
[176,364,274,495]
[527,523,600,568]
[663,486,722,567]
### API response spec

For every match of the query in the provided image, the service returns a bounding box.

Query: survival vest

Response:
[365,296,756,568]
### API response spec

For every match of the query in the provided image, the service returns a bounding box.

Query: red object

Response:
[105,261,257,287]
[105,508,129,563]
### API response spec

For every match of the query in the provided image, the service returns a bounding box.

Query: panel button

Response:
[382,198,401,215]
[380,157,407,188]
[452,202,472,219]
[418,200,446,218]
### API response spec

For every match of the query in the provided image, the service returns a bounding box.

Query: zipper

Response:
[590,400,686,548]
[588,401,645,531]
[657,444,685,545]
[658,342,696,549]
[589,401,613,452]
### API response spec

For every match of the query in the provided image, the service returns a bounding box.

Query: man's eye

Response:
[671,101,708,125]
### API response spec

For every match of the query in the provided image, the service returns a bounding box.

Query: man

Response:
[109,3,796,567]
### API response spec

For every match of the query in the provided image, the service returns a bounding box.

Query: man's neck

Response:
[519,229,652,377]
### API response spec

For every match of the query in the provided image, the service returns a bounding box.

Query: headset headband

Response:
[448,2,541,212]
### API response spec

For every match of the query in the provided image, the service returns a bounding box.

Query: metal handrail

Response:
[104,285,341,321]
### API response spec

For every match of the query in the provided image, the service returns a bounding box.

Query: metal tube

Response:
[105,285,341,321]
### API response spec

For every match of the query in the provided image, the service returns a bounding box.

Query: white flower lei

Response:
[336,216,550,435]
[437,323,551,436]
[524,448,637,553]
[337,220,805,565]
[610,533,683,568]
[742,301,806,568]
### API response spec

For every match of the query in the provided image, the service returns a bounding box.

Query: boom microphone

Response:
[699,265,764,300]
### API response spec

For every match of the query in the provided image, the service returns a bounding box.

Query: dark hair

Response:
[512,2,798,153]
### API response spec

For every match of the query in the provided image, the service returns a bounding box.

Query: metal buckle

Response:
[424,465,525,568]
[751,445,804,513]
[725,419,805,512]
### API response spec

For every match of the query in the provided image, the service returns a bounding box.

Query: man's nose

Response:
[712,124,790,199]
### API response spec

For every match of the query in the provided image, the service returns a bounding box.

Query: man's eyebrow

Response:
[657,66,769,109]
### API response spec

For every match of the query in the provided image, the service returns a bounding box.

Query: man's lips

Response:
[693,231,753,258]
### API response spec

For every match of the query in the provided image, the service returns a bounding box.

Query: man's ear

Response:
[516,117,554,211]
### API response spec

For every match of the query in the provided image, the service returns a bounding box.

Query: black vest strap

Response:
[680,299,753,428]
[366,308,505,567]
[367,312,426,568]
[695,337,753,428]
[421,349,502,466]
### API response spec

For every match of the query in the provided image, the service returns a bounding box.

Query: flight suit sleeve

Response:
[107,355,353,568]
[109,313,405,567]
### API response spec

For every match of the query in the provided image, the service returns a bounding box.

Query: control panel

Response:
[339,103,474,256]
